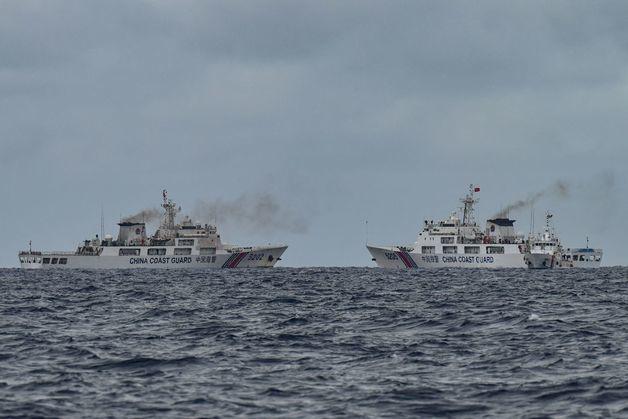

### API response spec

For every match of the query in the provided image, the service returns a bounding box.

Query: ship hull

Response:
[367,245,527,269]
[524,253,555,269]
[19,245,288,270]
[556,249,603,269]
[523,249,603,269]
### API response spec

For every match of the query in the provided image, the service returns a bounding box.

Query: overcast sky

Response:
[2,0,627,267]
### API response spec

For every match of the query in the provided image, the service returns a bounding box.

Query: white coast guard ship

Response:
[524,212,603,269]
[367,185,528,268]
[19,191,288,269]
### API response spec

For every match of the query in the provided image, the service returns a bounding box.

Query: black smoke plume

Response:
[192,193,308,234]
[122,208,161,224]
[494,172,615,218]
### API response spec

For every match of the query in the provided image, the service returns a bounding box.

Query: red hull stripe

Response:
[228,252,249,268]
[222,253,238,269]
[396,251,411,268]
[396,251,418,268]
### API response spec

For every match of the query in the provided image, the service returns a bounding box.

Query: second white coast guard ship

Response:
[367,185,529,268]
[19,191,288,269]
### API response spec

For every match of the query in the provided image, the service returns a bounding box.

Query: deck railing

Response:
[19,251,76,256]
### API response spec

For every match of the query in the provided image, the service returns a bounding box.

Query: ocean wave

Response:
[1,267,627,416]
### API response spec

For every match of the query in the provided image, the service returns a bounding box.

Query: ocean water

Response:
[1,267,628,417]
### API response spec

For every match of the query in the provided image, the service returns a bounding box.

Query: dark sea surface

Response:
[2,267,628,417]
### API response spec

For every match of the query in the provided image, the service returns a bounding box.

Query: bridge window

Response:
[51,258,58,264]
[200,247,216,255]
[441,237,455,244]
[174,248,192,255]
[487,246,505,254]
[59,258,67,265]
[43,258,50,264]
[119,248,141,256]
[421,246,435,254]
[148,248,167,256]
[443,246,457,254]
[465,246,480,254]
[178,239,194,246]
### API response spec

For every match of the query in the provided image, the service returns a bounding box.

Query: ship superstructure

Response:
[558,246,603,268]
[19,191,288,269]
[367,185,528,268]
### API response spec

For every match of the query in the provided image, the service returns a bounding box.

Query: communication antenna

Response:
[530,206,535,234]
[365,220,369,245]
[529,206,533,235]
[100,205,105,239]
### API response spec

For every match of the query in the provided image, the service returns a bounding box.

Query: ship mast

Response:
[545,211,553,232]
[542,211,555,241]
[159,189,180,239]
[460,184,479,226]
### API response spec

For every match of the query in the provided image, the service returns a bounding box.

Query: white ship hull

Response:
[367,245,527,269]
[524,252,603,269]
[555,249,602,269]
[524,253,555,269]
[19,245,287,270]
